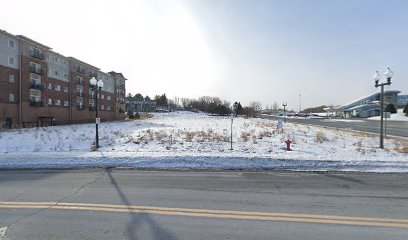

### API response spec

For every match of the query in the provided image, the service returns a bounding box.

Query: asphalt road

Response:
[0,170,407,240]
[261,115,408,138]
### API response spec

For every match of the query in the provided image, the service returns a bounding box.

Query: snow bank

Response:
[367,109,408,121]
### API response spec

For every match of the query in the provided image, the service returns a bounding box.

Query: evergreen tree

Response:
[384,104,397,114]
[134,93,144,101]
[403,103,408,116]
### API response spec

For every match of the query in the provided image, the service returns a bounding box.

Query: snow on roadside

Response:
[0,111,407,171]
[367,109,408,121]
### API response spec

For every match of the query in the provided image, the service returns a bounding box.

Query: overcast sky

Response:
[2,0,407,109]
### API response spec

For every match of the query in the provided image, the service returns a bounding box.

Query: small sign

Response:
[96,118,100,124]
[384,112,391,119]
[277,119,283,129]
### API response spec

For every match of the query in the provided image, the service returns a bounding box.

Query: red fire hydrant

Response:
[285,139,292,151]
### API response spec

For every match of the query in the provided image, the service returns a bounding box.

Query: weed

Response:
[185,132,195,142]
[315,131,329,143]
[241,131,251,142]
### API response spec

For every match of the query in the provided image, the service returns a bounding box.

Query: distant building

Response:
[126,100,156,113]
[0,29,127,129]
[335,90,401,118]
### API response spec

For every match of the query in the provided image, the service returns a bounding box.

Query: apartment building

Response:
[0,29,126,129]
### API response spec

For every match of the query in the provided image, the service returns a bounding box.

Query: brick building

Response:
[0,29,126,129]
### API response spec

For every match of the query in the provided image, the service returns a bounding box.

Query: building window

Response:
[55,70,59,76]
[48,98,52,105]
[48,83,52,90]
[101,94,105,99]
[64,86,69,93]
[8,75,15,83]
[9,93,15,102]
[101,105,104,110]
[55,84,61,91]
[107,105,111,111]
[64,100,69,107]
[55,99,61,106]
[107,96,111,100]
[8,57,15,66]
[63,73,68,79]
[8,40,15,48]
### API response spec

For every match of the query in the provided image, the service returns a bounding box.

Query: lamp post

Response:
[230,113,233,150]
[90,77,104,149]
[373,67,393,149]
[282,102,287,123]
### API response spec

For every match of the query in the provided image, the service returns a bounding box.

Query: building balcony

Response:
[30,50,45,60]
[30,82,45,90]
[76,104,85,110]
[89,72,98,78]
[76,92,84,97]
[76,79,84,85]
[76,68,86,74]
[30,100,44,107]
[29,66,43,75]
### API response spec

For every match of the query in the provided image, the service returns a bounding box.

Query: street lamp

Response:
[90,77,104,149]
[282,102,287,123]
[373,67,393,149]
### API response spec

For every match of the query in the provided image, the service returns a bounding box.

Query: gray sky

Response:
[2,0,407,109]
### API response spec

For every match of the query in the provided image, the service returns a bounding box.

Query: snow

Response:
[322,119,365,123]
[0,111,407,172]
[367,109,408,121]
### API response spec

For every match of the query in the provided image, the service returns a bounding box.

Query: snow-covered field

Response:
[0,112,407,172]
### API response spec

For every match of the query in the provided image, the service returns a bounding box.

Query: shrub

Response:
[240,131,251,142]
[185,132,195,142]
[404,103,408,116]
[315,131,329,143]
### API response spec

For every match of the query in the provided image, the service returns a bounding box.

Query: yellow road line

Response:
[0,201,407,228]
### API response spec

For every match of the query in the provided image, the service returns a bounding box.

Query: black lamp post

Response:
[282,102,287,123]
[373,67,393,149]
[90,77,104,149]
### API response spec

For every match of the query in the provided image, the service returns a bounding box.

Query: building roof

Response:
[16,35,52,50]
[338,90,401,109]
[108,71,127,80]
[0,29,18,39]
[68,57,100,70]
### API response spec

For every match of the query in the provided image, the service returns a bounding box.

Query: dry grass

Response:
[255,121,276,129]
[315,131,329,143]
[393,140,408,153]
[240,131,251,142]
[352,131,370,138]
[185,132,195,142]
[257,130,273,139]
[140,113,154,119]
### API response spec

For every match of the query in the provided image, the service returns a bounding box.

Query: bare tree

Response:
[249,101,262,111]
